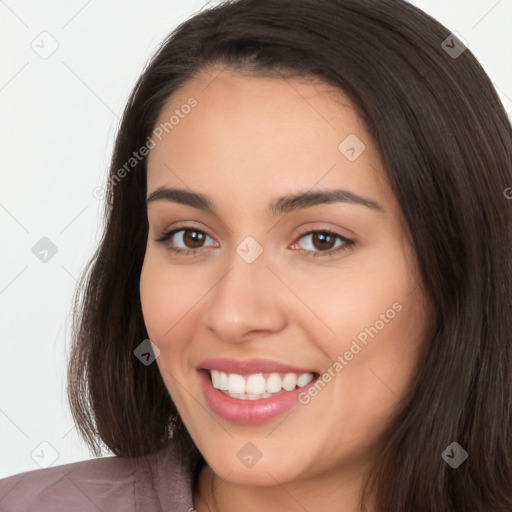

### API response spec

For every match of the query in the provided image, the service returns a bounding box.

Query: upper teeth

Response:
[210,370,314,396]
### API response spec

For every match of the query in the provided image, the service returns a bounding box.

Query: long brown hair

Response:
[67,1,512,510]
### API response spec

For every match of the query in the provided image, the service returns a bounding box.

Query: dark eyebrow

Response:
[146,187,385,215]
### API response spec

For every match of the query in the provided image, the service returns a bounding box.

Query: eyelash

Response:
[154,227,354,259]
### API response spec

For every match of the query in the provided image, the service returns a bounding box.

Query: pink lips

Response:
[197,357,318,425]
[198,357,316,375]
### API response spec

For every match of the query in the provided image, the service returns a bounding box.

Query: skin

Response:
[139,66,433,512]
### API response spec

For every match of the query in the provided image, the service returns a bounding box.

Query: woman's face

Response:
[140,68,432,488]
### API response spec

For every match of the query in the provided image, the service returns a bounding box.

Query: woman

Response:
[1,0,511,510]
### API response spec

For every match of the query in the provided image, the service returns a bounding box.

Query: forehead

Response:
[146,68,393,215]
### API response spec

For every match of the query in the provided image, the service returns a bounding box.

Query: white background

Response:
[1,0,511,478]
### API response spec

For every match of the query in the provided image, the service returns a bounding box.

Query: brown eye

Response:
[155,228,217,255]
[181,229,206,249]
[155,227,353,259]
[294,230,354,258]
[310,232,337,251]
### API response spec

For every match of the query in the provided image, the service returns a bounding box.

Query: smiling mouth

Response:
[204,369,320,400]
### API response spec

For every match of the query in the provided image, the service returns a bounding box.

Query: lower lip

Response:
[199,370,317,425]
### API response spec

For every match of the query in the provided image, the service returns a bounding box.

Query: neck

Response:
[193,462,373,512]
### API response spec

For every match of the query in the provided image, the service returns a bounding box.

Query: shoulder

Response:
[0,454,141,512]
[0,443,195,512]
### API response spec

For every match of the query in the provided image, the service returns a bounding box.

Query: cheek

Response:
[334,287,429,420]
[299,246,427,406]
[291,250,414,351]
[139,257,194,398]
[139,258,167,339]
[139,268,184,356]
[139,254,198,342]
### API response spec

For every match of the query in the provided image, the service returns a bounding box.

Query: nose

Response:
[202,243,288,344]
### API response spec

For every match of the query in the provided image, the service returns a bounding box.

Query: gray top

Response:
[0,443,196,511]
